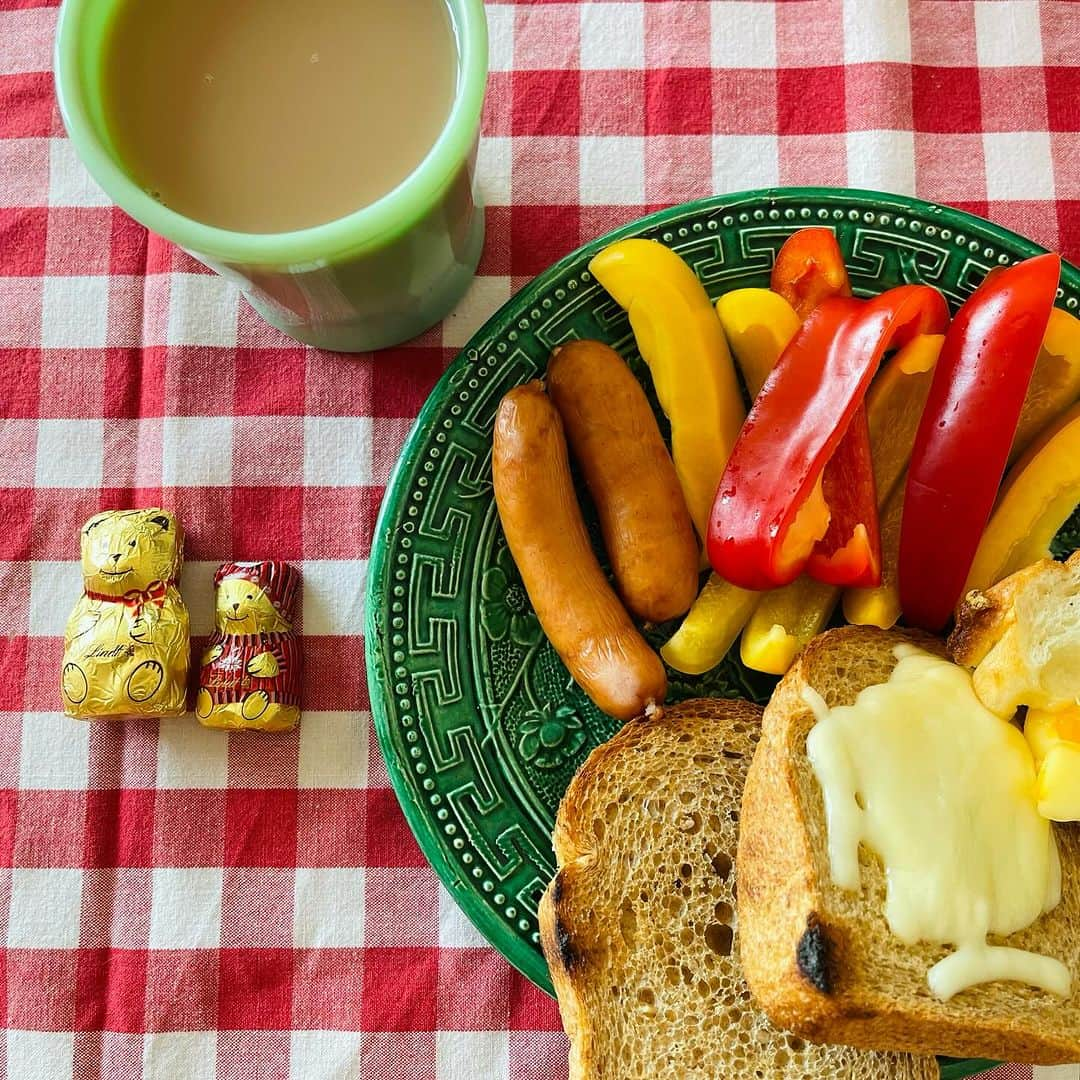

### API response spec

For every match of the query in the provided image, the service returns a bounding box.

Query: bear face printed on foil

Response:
[81,509,182,596]
[214,576,291,635]
[61,508,190,720]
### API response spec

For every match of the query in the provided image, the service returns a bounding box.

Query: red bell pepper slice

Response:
[708,285,949,591]
[806,415,882,587]
[773,228,881,588]
[771,227,853,322]
[899,252,1061,632]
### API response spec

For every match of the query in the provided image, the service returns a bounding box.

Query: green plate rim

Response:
[366,185,1080,1075]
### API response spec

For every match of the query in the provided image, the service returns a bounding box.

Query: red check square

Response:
[108,210,149,277]
[777,66,846,135]
[512,71,581,137]
[0,208,46,276]
[980,68,1049,133]
[7,948,77,1029]
[105,346,166,419]
[75,948,149,1032]
[0,490,33,560]
[13,791,85,868]
[365,789,425,868]
[580,71,645,137]
[83,789,156,867]
[508,205,581,278]
[303,635,368,712]
[217,948,294,1030]
[152,791,227,868]
[437,949,511,1030]
[1047,67,1080,132]
[362,948,438,1031]
[233,348,307,416]
[144,949,221,1031]
[224,789,298,868]
[646,68,713,135]
[913,65,982,134]
[296,790,366,868]
[0,72,53,137]
[291,947,364,1028]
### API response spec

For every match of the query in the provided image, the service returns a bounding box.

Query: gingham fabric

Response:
[2,1,1080,1078]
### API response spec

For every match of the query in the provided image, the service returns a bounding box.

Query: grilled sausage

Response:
[547,340,698,622]
[492,381,667,720]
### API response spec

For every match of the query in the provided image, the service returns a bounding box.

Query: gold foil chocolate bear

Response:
[197,560,302,731]
[61,509,190,720]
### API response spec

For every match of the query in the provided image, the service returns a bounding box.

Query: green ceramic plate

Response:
[366,187,1080,1079]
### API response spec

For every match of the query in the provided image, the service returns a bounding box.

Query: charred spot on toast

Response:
[554,915,582,974]
[796,914,834,995]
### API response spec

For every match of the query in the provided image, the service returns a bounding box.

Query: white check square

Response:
[712,135,779,195]
[477,137,512,207]
[35,419,104,488]
[984,131,1055,200]
[298,711,369,789]
[438,883,489,949]
[437,1031,508,1080]
[161,416,234,486]
[166,273,240,348]
[580,136,645,206]
[486,4,515,72]
[8,868,83,948]
[28,561,80,636]
[0,9,56,77]
[7,1031,74,1080]
[41,276,110,348]
[19,712,90,790]
[580,4,644,70]
[149,868,224,949]
[975,1,1043,67]
[294,868,365,948]
[48,138,111,208]
[711,2,775,69]
[843,0,911,64]
[290,1032,362,1080]
[847,130,915,195]
[303,416,372,487]
[156,719,229,788]
[442,276,512,350]
[301,559,367,636]
[143,1033,217,1080]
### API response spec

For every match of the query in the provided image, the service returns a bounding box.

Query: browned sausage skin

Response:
[547,340,699,622]
[492,381,667,721]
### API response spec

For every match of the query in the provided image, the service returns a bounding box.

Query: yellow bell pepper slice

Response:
[1026,707,1080,821]
[715,288,801,399]
[843,478,905,629]
[660,288,801,675]
[589,238,745,543]
[740,576,839,675]
[660,574,760,675]
[741,334,942,669]
[964,400,1080,593]
[865,334,943,503]
[1010,307,1080,464]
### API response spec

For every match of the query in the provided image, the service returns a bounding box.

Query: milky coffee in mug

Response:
[102,0,459,234]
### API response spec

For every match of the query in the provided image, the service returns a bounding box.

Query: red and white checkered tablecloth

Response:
[2,1,1080,1077]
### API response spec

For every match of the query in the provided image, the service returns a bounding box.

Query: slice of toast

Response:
[539,697,937,1079]
[739,625,1080,1064]
[951,550,1080,717]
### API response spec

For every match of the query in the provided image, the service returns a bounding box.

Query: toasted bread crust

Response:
[540,697,937,1080]
[739,625,1080,1064]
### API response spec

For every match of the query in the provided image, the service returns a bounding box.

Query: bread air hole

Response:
[705,922,734,957]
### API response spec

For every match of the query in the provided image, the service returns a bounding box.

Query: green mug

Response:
[54,0,488,353]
